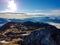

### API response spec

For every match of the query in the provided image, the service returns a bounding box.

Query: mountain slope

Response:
[23,27,60,45]
[0,21,60,45]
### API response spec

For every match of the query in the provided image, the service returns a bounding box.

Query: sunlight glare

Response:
[2,0,17,12]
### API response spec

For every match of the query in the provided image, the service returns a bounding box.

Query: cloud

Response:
[50,10,60,15]
[49,22,60,29]
[0,13,44,19]
[26,9,60,16]
[44,10,60,16]
[26,13,43,15]
[51,10,60,13]
[0,9,60,19]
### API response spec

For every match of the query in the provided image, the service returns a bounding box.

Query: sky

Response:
[17,0,60,12]
[0,0,60,15]
[0,0,60,28]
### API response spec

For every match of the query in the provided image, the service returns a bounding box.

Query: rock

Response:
[23,29,60,45]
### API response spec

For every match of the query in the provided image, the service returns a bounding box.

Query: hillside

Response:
[0,21,60,45]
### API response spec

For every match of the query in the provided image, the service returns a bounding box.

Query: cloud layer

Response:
[26,9,60,16]
[0,13,44,19]
[0,9,60,19]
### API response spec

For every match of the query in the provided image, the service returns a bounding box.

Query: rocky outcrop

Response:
[23,29,60,45]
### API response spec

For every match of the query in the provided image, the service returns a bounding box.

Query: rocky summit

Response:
[0,21,60,45]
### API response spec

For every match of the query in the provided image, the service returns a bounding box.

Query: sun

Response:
[7,0,17,12]
[2,0,17,13]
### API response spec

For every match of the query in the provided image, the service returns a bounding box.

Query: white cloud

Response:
[0,13,44,19]
[0,9,60,19]
[51,10,60,13]
[26,9,60,16]
[26,13,43,15]
[50,10,60,15]
[49,22,60,29]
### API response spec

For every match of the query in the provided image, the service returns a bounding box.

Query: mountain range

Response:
[0,16,60,28]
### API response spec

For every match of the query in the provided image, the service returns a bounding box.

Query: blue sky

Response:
[17,0,60,11]
[0,0,60,13]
